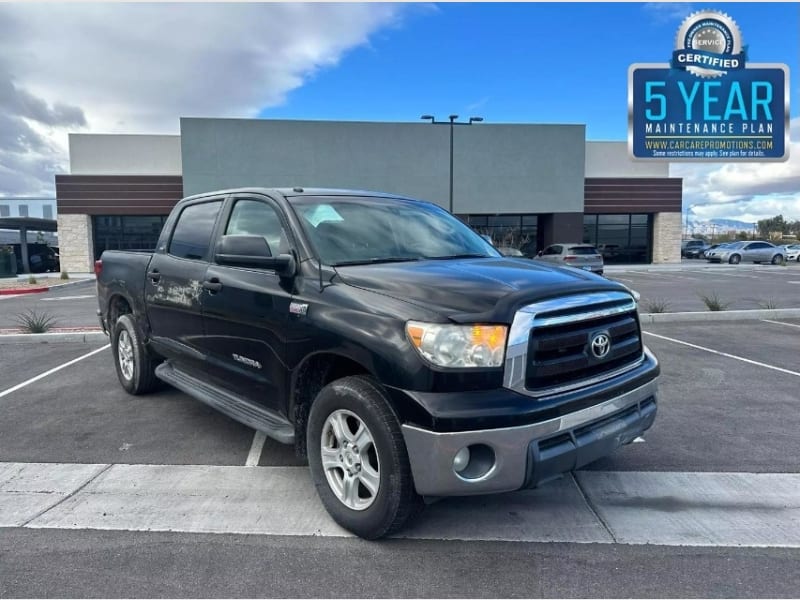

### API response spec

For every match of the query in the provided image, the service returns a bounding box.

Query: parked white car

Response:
[534,243,604,274]
[784,244,800,262]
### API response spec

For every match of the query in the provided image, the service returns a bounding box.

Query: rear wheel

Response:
[307,375,422,539]
[112,314,159,395]
[729,254,741,265]
[772,254,785,265]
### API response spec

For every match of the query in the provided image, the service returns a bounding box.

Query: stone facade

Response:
[651,212,682,263]
[57,214,94,274]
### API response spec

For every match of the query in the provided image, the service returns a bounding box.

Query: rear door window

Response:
[168,200,223,260]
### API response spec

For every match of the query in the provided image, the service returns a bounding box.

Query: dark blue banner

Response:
[629,65,787,161]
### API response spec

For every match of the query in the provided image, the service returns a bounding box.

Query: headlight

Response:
[406,321,507,368]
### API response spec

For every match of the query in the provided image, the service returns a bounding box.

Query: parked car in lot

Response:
[596,243,620,260]
[96,187,659,539]
[681,239,707,258]
[533,243,604,274]
[684,243,711,259]
[702,243,729,259]
[781,244,800,262]
[705,240,786,264]
[10,243,60,273]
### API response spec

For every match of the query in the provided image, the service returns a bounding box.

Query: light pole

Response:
[420,114,484,213]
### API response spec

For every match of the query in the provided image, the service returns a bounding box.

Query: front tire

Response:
[111,314,159,395]
[307,375,423,539]
[772,254,785,265]
[729,254,741,264]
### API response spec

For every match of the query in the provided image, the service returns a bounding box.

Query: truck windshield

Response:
[289,196,500,266]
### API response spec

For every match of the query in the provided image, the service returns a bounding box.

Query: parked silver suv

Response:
[705,240,785,265]
[534,243,604,274]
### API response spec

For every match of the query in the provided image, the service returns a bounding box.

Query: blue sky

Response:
[259,2,799,141]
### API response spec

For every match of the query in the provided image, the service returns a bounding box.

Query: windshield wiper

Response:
[423,253,490,260]
[332,257,422,267]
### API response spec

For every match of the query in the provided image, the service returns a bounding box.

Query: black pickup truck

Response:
[97,188,659,539]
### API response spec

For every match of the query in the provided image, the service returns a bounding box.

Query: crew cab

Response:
[96,188,659,539]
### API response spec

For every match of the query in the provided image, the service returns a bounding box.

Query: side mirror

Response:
[215,235,296,277]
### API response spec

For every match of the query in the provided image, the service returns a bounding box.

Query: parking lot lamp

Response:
[420,114,484,213]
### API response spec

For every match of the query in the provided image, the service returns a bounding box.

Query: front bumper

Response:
[401,376,657,497]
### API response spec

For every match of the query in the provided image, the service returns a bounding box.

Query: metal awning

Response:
[0,217,58,274]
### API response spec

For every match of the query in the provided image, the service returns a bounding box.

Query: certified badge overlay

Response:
[629,10,789,161]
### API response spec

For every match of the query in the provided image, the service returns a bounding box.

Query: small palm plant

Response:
[698,291,731,311]
[15,309,58,333]
[643,298,670,313]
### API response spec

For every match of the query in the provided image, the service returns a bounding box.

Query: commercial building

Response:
[54,118,682,273]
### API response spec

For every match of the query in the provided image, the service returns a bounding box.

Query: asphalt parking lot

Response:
[606,261,800,312]
[1,308,799,597]
[0,279,99,329]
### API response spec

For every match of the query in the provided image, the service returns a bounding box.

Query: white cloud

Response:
[0,3,411,196]
[643,3,694,23]
[671,117,800,222]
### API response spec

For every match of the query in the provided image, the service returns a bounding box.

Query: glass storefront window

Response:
[583,214,651,264]
[93,215,168,259]
[457,214,539,257]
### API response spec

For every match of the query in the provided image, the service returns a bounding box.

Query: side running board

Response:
[155,362,294,445]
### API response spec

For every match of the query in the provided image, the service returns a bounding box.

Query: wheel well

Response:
[291,354,370,460]
[108,294,132,325]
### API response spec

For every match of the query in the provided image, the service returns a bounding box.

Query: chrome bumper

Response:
[401,377,658,497]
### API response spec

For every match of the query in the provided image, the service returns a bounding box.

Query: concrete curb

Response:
[0,286,48,296]
[42,278,95,290]
[639,307,800,324]
[605,263,796,273]
[0,277,94,296]
[0,331,108,344]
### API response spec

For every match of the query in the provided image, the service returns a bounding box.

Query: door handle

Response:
[147,269,161,282]
[202,278,222,293]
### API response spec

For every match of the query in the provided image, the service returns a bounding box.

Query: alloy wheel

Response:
[320,409,380,510]
[117,329,135,380]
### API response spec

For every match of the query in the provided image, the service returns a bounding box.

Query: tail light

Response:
[94,259,103,277]
[564,256,577,261]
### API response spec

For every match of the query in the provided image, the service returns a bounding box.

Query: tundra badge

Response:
[289,302,308,316]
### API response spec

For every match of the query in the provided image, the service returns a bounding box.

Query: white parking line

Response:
[762,319,800,330]
[41,294,95,302]
[643,331,800,378]
[0,344,111,399]
[245,431,267,467]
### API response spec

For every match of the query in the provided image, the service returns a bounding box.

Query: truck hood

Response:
[334,257,630,323]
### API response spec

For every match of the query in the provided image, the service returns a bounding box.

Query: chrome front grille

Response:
[503,291,643,398]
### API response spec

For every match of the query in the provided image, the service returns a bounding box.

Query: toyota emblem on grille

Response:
[590,332,611,359]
